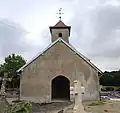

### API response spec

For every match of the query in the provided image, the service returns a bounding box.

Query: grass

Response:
[5,88,18,91]
[88,101,105,106]
[84,100,120,113]
[103,86,120,91]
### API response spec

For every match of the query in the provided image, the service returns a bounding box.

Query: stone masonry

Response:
[18,20,102,103]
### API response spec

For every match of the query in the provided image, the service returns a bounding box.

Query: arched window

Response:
[58,33,62,37]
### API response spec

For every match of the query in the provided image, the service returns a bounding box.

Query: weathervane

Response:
[57,8,64,20]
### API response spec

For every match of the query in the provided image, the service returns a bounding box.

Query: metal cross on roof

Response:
[57,8,64,20]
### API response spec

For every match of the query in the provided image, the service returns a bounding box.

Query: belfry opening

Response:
[52,75,70,100]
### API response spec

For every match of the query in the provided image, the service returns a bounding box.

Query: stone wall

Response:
[51,28,69,43]
[20,41,100,103]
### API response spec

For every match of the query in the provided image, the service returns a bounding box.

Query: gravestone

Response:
[0,72,12,103]
[73,80,86,113]
[0,72,11,113]
[0,72,12,96]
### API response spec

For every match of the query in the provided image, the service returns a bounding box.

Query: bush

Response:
[105,86,114,91]
[116,87,120,91]
[5,88,18,91]
[103,86,120,91]
[4,101,32,113]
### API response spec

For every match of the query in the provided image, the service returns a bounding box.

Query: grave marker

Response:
[73,80,86,113]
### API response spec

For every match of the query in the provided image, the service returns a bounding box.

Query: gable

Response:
[17,38,102,74]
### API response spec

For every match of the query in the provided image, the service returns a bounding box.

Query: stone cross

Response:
[73,80,86,113]
[0,72,12,96]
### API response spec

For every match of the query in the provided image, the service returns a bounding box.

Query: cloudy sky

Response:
[0,0,120,71]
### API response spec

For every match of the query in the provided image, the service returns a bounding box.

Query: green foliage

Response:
[100,70,120,86]
[0,53,26,89]
[103,86,120,91]
[116,87,120,91]
[5,101,32,113]
[5,88,18,91]
[0,53,26,74]
[105,86,114,91]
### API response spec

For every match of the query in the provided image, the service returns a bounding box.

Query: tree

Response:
[100,70,120,86]
[0,53,26,89]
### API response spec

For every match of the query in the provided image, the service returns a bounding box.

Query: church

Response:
[17,19,102,103]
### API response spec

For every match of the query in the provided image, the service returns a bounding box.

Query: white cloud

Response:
[0,19,32,59]
[68,1,120,71]
[0,0,120,71]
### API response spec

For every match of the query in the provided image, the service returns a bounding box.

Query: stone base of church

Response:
[20,92,100,103]
[20,96,72,103]
[20,96,51,103]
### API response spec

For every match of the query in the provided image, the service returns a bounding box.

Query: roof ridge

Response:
[59,39,102,73]
[17,38,102,73]
[54,20,68,27]
[17,38,60,72]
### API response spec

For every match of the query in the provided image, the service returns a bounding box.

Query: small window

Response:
[58,33,62,37]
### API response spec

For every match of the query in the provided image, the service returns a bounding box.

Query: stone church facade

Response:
[18,20,102,103]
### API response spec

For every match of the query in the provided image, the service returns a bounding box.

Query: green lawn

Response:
[103,86,120,91]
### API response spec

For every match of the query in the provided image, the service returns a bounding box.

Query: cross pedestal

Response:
[73,80,86,113]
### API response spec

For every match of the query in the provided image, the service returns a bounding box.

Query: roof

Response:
[17,38,103,74]
[54,20,68,27]
[49,20,71,36]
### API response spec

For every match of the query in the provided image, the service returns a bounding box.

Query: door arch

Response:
[52,75,70,100]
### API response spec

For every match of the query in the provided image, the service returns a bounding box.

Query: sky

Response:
[0,0,120,71]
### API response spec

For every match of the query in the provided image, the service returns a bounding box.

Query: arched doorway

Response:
[52,75,70,100]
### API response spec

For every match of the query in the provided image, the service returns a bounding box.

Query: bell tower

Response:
[49,21,71,43]
[49,8,71,43]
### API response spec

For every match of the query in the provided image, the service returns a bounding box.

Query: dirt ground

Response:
[0,101,8,113]
[1,99,120,113]
[83,100,120,113]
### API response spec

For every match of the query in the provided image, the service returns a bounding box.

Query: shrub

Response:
[116,87,120,91]
[5,101,32,113]
[105,86,114,91]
